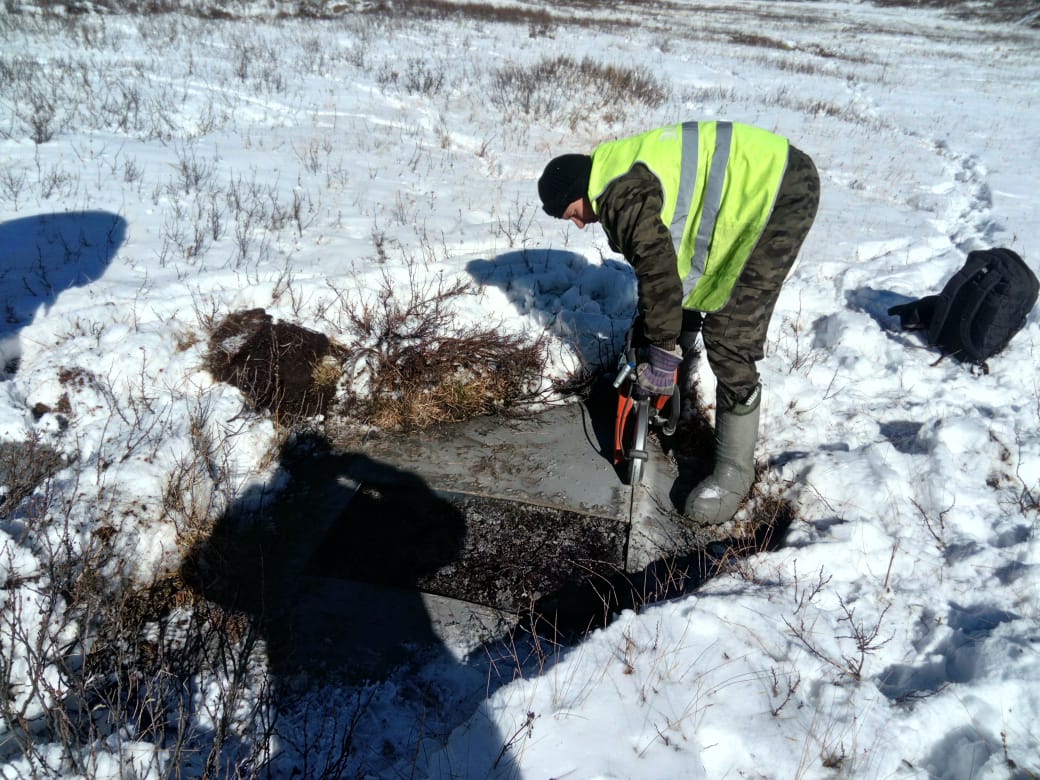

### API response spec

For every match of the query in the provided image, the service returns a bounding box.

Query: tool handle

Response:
[612,361,635,388]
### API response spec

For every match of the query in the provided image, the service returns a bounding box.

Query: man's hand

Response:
[635,345,681,396]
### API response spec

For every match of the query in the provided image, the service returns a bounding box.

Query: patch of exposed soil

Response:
[206,308,342,424]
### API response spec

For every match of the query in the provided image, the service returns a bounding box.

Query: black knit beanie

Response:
[538,154,593,218]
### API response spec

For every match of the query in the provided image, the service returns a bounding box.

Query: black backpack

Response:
[888,248,1038,369]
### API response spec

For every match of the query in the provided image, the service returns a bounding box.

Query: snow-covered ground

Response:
[1,1,1038,777]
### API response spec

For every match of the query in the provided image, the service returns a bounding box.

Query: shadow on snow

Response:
[0,211,127,377]
[466,248,637,367]
[180,432,512,777]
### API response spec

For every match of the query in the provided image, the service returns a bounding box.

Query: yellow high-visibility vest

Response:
[588,121,789,311]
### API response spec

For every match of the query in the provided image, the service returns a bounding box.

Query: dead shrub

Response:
[870,0,1040,26]
[0,434,66,519]
[202,274,552,435]
[66,574,272,778]
[729,32,793,50]
[490,55,667,126]
[335,270,551,433]
[361,0,559,29]
[0,468,270,777]
[376,57,447,96]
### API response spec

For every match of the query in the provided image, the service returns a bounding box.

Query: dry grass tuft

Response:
[341,274,551,431]
[729,31,793,50]
[320,263,553,433]
[490,54,667,127]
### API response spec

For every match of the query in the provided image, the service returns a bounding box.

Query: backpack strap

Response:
[926,251,990,347]
[889,296,937,330]
[952,266,1003,361]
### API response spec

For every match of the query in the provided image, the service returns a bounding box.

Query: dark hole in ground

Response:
[311,486,629,615]
[522,499,794,641]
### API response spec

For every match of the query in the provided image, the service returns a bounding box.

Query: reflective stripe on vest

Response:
[670,121,700,253]
[671,121,735,297]
[688,121,732,291]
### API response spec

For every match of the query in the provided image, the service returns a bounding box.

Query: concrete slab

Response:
[347,399,627,516]
[231,390,722,677]
[343,390,698,572]
[182,393,760,689]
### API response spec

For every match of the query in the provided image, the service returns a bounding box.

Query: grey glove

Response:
[635,345,681,396]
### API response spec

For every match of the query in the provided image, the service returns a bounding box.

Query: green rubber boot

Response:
[685,384,761,525]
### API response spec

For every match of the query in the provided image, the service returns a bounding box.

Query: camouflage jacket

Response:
[597,163,683,349]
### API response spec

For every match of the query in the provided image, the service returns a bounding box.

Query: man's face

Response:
[562,197,597,229]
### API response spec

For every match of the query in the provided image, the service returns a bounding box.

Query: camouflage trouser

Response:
[679,145,820,404]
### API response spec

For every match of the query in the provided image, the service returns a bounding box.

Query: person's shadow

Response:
[466,248,637,368]
[179,431,509,777]
[0,211,127,376]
